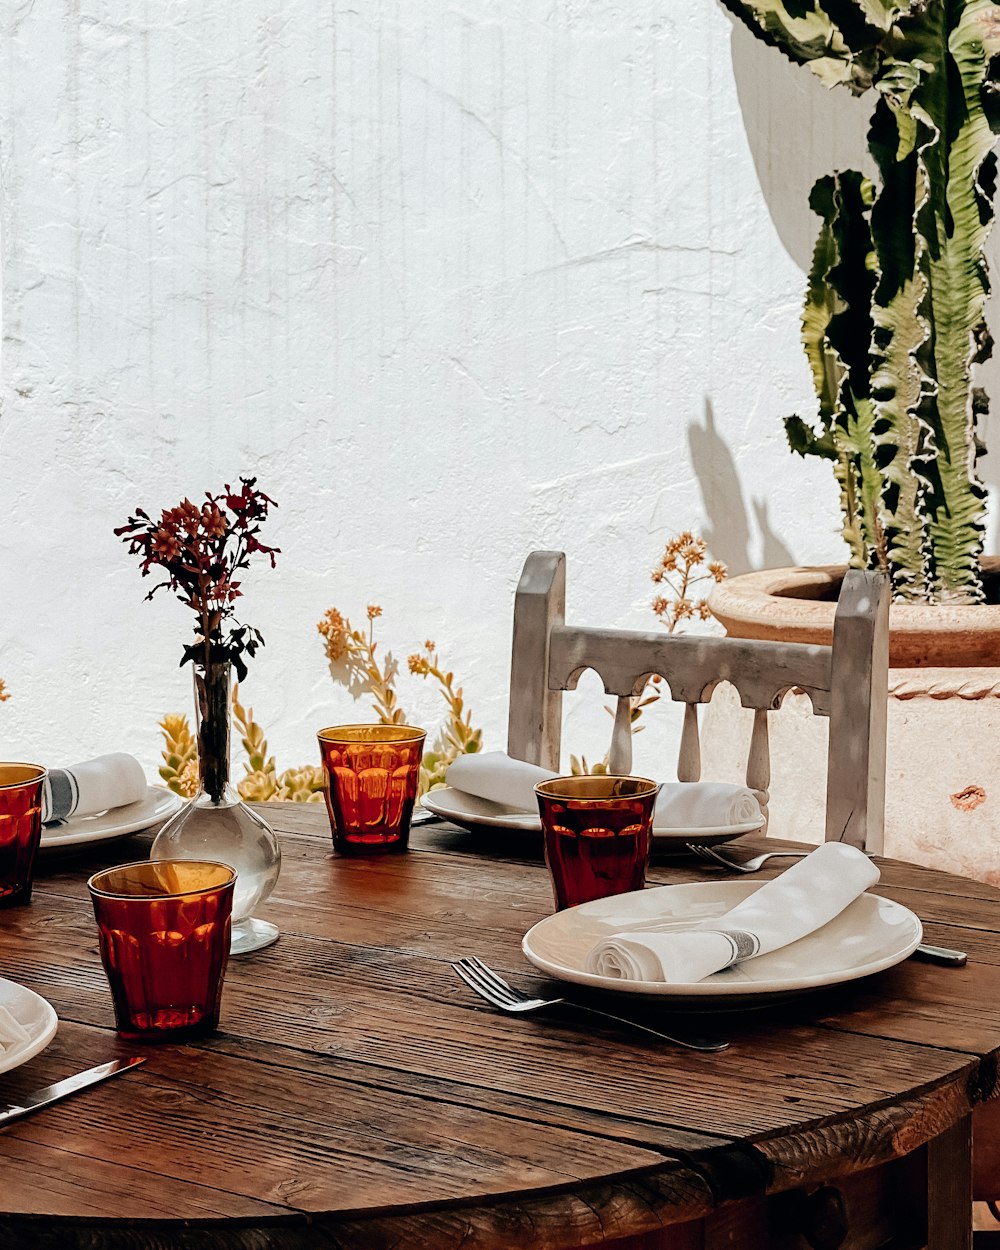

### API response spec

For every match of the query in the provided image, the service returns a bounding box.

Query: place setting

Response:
[37,752,183,852]
[447,766,963,1038]
[422,750,767,847]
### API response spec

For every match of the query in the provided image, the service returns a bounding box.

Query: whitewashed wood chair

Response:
[507,550,890,850]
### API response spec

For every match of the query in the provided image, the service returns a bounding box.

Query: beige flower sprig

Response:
[318,606,483,793]
[0,679,9,703]
[317,604,405,726]
[572,531,727,775]
[408,642,483,790]
[651,532,727,632]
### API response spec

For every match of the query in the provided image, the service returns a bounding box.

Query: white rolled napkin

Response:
[586,842,880,983]
[447,752,554,810]
[42,753,148,825]
[445,751,762,828]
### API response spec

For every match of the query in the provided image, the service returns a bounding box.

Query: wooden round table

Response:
[1,804,998,1249]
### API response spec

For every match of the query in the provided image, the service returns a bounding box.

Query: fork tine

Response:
[452,962,510,1009]
[467,957,529,1003]
[689,844,724,866]
[457,959,519,1006]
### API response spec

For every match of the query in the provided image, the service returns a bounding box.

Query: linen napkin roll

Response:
[585,842,880,983]
[445,751,763,828]
[42,753,148,825]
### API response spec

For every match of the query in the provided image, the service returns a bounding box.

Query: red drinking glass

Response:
[88,860,236,1041]
[0,764,47,908]
[535,775,660,911]
[317,725,425,854]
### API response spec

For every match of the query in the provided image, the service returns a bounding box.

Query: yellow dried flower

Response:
[709,560,728,582]
[0,679,9,703]
[276,766,326,802]
[176,758,200,799]
[159,713,199,797]
[408,653,430,675]
[317,608,349,662]
[697,600,713,620]
[238,768,278,803]
[651,596,669,617]
[661,553,678,572]
[367,604,383,620]
[681,540,705,565]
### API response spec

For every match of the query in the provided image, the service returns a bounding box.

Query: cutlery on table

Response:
[685,844,968,967]
[452,956,729,1053]
[409,809,444,826]
[0,1057,146,1128]
[686,845,811,873]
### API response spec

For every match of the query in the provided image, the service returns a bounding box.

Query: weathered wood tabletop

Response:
[2,803,1000,1250]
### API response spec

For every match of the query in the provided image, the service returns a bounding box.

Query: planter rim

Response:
[708,561,1000,668]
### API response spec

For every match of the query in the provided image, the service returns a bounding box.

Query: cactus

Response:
[723,0,1000,602]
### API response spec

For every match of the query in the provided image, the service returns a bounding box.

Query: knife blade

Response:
[0,1056,146,1127]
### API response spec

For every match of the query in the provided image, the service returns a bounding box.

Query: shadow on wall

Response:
[727,18,871,272]
[688,399,795,575]
[727,11,1000,551]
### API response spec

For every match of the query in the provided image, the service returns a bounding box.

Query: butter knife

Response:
[0,1056,146,1127]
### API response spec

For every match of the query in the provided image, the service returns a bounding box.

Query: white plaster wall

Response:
[2,3,994,783]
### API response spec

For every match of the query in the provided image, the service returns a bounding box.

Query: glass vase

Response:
[150,660,281,955]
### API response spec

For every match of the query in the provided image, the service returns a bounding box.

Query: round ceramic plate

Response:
[0,979,58,1076]
[521,881,922,1004]
[39,786,184,851]
[420,787,764,846]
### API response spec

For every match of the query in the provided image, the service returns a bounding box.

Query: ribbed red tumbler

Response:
[318,725,425,854]
[88,860,236,1041]
[0,764,46,908]
[535,775,659,911]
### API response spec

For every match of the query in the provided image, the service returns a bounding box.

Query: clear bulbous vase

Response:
[151,660,281,955]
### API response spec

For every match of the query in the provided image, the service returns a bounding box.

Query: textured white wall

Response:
[3,3,996,782]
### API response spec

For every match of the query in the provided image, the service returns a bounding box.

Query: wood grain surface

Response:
[1,804,998,1249]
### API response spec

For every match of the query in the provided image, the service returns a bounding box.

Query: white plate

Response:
[420,786,764,846]
[0,979,58,1075]
[39,786,184,850]
[521,881,922,1003]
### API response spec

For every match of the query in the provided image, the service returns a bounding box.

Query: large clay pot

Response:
[703,562,1000,885]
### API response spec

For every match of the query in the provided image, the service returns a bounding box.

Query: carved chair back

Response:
[506,551,890,851]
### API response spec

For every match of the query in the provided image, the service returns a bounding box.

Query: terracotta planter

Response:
[703,563,1000,886]
[709,559,1000,667]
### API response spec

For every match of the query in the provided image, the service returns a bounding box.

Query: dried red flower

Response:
[115,477,280,680]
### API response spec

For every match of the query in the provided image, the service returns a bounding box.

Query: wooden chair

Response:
[507,549,890,851]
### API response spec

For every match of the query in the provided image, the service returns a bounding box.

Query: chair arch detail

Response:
[507,550,889,851]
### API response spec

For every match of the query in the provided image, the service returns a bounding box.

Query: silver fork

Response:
[686,844,810,873]
[451,956,729,1053]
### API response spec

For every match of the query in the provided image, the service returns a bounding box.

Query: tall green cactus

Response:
[721,0,1000,603]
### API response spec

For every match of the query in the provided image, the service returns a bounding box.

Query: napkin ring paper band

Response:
[43,771,79,825]
[714,929,760,966]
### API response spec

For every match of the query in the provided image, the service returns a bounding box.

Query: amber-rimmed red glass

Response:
[88,860,236,1041]
[535,775,660,911]
[317,725,425,854]
[0,764,47,908]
